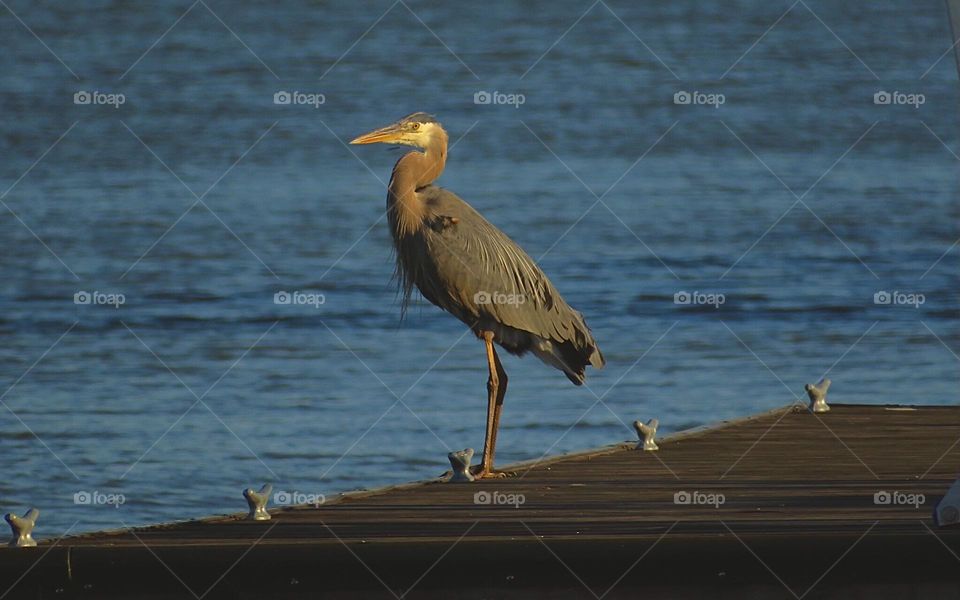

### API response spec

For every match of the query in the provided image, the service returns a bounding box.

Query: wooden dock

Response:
[3,404,959,599]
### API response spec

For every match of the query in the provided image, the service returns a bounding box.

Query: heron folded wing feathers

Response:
[411,187,604,376]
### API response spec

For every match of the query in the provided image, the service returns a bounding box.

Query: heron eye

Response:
[411,123,420,130]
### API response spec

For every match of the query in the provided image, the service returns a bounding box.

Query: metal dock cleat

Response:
[5,508,39,547]
[243,484,273,521]
[805,378,831,413]
[634,419,659,451]
[448,448,475,482]
[935,477,960,526]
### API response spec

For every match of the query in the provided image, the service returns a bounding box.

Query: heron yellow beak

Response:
[349,124,405,145]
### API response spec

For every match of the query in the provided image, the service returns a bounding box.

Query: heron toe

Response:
[470,465,511,479]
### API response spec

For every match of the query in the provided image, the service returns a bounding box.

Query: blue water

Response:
[0,0,957,538]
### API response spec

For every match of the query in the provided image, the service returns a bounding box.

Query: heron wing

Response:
[405,186,604,380]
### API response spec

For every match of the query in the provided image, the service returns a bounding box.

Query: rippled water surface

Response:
[0,0,957,536]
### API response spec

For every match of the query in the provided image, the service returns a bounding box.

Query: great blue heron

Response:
[351,113,604,478]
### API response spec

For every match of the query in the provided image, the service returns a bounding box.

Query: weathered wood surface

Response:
[3,404,959,599]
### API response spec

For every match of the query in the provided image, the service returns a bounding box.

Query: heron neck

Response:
[387,132,447,238]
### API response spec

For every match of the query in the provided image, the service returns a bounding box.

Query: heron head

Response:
[350,113,444,150]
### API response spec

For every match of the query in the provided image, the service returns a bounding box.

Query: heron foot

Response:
[470,465,512,479]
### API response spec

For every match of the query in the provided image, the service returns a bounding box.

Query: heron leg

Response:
[475,331,507,479]
[488,343,508,463]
